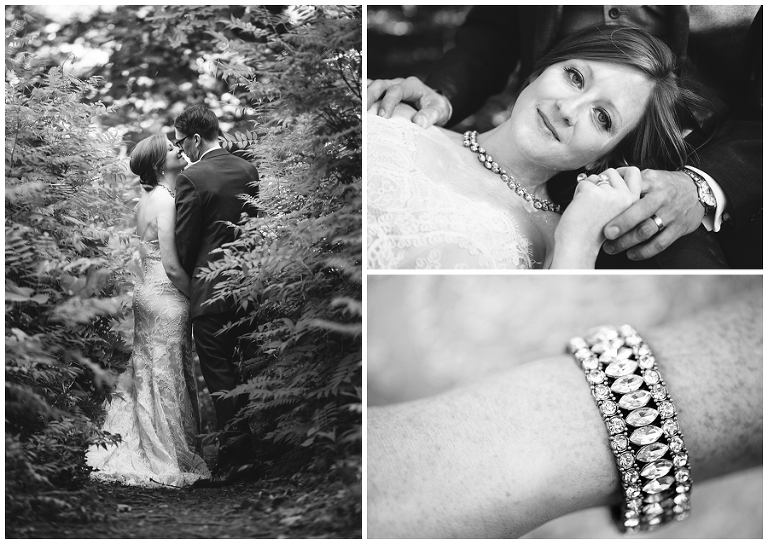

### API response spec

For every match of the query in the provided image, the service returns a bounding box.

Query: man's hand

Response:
[366,77,452,128]
[602,169,703,260]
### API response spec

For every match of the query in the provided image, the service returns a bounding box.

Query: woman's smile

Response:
[537,109,560,141]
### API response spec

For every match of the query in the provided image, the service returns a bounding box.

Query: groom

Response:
[173,104,259,482]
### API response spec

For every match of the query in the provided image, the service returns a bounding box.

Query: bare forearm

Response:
[367,292,762,537]
[163,263,191,298]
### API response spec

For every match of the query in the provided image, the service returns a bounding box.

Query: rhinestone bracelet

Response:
[568,325,693,533]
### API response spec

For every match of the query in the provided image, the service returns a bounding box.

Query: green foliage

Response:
[5,21,134,524]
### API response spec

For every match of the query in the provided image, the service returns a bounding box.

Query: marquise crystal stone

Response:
[636,442,669,463]
[642,475,675,494]
[599,349,619,363]
[624,335,642,347]
[630,425,663,445]
[643,502,664,516]
[616,347,634,360]
[611,374,644,394]
[640,459,673,479]
[626,407,658,427]
[619,390,652,410]
[605,359,639,378]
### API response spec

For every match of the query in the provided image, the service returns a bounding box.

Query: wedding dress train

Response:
[86,240,210,487]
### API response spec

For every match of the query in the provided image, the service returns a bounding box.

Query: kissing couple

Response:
[87,104,259,488]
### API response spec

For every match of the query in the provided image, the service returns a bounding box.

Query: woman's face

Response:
[165,139,188,171]
[508,59,654,172]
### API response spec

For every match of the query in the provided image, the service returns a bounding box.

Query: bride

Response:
[367,26,694,269]
[86,135,210,487]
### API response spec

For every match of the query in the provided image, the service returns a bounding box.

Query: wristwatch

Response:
[680,167,716,215]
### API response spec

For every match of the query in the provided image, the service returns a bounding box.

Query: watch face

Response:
[698,184,716,208]
[701,192,717,208]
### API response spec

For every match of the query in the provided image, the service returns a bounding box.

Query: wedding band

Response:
[568,325,692,534]
[650,214,665,232]
[577,173,588,182]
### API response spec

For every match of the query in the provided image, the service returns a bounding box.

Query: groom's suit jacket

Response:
[426,6,762,269]
[175,148,259,317]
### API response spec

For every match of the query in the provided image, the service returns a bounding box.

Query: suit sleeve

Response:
[425,6,522,124]
[174,173,202,277]
[690,7,762,236]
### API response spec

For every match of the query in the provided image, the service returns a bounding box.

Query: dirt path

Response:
[10,475,361,539]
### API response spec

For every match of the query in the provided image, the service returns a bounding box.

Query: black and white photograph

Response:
[6,5,361,538]
[367,6,761,270]
[367,275,762,537]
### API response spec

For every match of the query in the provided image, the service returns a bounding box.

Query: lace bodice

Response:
[367,113,535,269]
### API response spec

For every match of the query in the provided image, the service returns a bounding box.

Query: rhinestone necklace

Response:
[157,183,176,198]
[462,130,561,214]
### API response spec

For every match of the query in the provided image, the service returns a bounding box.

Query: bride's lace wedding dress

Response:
[86,240,210,487]
[367,113,535,269]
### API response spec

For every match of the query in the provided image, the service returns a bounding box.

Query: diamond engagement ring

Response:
[568,325,692,533]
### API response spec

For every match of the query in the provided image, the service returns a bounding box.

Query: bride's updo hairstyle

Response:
[530,25,699,173]
[130,135,167,192]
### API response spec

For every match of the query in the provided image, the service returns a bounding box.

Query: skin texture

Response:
[367,290,762,538]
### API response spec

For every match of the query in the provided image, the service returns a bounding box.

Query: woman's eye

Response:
[595,109,612,130]
[564,66,584,88]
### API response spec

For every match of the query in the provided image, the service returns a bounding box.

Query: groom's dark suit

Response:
[425,6,762,269]
[175,148,259,433]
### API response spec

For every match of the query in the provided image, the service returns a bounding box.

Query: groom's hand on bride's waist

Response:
[601,169,703,260]
[367,77,452,128]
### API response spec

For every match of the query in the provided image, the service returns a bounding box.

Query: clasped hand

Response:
[367,77,452,128]
[602,169,704,260]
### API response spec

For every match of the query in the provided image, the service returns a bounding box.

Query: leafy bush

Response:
[5,22,134,523]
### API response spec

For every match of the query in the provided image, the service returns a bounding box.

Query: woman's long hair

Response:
[129,134,167,191]
[531,25,703,173]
